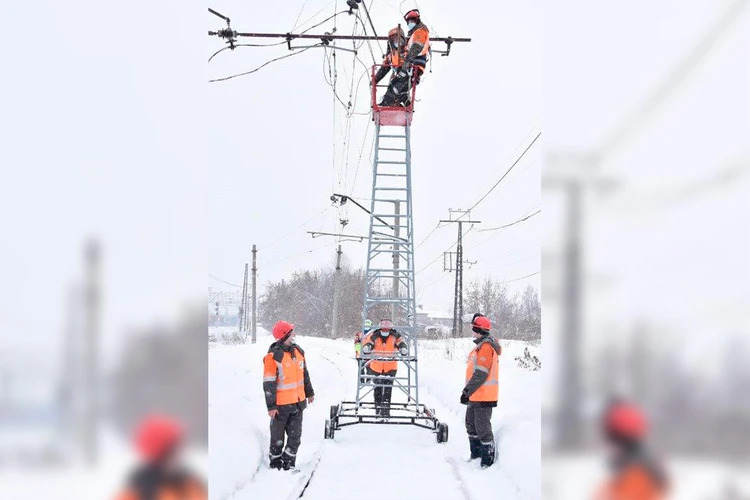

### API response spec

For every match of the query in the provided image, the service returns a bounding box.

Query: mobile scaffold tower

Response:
[325,66,448,443]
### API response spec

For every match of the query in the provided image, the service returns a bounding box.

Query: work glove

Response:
[362,344,373,354]
[399,345,409,356]
[460,391,469,405]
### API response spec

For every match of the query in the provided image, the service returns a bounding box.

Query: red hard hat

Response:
[272,320,295,340]
[404,9,420,22]
[134,414,183,462]
[472,315,491,331]
[604,402,648,440]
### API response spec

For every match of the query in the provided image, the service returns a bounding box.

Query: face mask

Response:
[381,331,390,337]
[407,21,416,31]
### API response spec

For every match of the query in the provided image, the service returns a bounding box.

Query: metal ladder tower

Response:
[325,66,447,442]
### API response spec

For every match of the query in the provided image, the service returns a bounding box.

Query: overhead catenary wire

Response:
[478,208,541,232]
[468,131,541,212]
[209,273,243,288]
[209,45,320,82]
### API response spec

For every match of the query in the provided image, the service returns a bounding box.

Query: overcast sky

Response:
[543,0,750,407]
[1,1,208,362]
[207,0,542,313]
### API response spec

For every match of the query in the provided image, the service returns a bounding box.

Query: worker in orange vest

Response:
[361,319,408,418]
[460,313,501,469]
[263,321,315,471]
[114,414,207,500]
[594,399,669,500]
[377,10,430,107]
[373,27,407,86]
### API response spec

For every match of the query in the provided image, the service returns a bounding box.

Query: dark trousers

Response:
[357,358,366,383]
[269,404,304,467]
[368,367,397,410]
[465,404,494,445]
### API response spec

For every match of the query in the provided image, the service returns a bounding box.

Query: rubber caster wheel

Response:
[436,422,449,443]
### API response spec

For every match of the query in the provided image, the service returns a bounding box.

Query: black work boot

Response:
[480,442,495,468]
[379,91,398,107]
[269,454,282,470]
[282,450,297,471]
[467,437,481,461]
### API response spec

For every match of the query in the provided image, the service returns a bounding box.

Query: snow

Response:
[209,333,540,500]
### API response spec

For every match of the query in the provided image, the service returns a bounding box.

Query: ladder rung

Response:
[377,160,407,165]
[371,240,411,244]
[374,187,408,191]
[372,214,404,218]
[366,298,410,303]
[378,134,406,138]
[372,199,409,203]
[378,147,407,152]
[375,173,407,177]
[372,224,409,228]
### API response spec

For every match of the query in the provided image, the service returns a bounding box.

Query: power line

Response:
[499,271,540,284]
[209,273,242,288]
[209,45,320,82]
[469,131,541,211]
[477,208,541,232]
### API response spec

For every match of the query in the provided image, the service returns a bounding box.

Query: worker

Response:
[378,9,431,107]
[361,319,408,418]
[263,320,315,471]
[460,313,501,469]
[354,319,374,382]
[594,400,669,500]
[115,414,207,500]
[374,27,408,107]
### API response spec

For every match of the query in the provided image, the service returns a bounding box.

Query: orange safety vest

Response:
[407,24,430,58]
[465,338,500,402]
[263,346,308,406]
[115,470,206,500]
[362,332,404,373]
[594,463,668,500]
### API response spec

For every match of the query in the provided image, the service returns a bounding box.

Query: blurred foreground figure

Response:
[595,401,669,500]
[115,414,207,500]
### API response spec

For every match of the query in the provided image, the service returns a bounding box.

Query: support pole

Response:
[83,239,100,466]
[331,245,343,338]
[251,245,257,344]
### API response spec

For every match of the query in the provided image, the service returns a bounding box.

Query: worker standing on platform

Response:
[460,313,501,469]
[377,10,430,107]
[594,400,669,500]
[354,319,373,382]
[361,319,408,418]
[374,27,408,107]
[263,321,315,471]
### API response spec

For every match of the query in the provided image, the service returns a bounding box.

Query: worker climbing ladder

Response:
[325,67,448,443]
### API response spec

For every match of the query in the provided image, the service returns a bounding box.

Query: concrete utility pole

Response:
[251,245,257,344]
[83,239,100,466]
[331,245,343,338]
[240,263,249,333]
[440,209,481,338]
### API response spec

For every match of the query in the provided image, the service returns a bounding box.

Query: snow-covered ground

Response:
[209,333,540,500]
